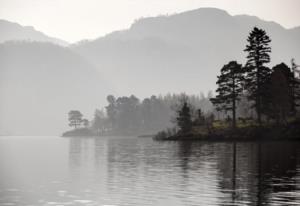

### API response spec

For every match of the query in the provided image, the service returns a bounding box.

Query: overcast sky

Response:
[0,0,299,43]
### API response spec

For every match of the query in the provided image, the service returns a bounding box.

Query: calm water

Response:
[0,136,300,206]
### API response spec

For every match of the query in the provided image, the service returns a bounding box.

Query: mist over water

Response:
[0,136,299,206]
[1,8,300,136]
[1,4,300,206]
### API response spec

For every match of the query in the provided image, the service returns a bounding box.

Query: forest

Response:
[63,93,213,136]
[63,27,300,140]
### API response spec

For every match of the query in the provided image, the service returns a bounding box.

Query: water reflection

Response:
[258,142,299,205]
[66,137,300,205]
[210,141,300,205]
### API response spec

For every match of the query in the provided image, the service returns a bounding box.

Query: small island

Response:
[62,110,95,137]
[63,27,300,141]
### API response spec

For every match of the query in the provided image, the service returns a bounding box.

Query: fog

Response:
[1,3,300,206]
[0,8,299,135]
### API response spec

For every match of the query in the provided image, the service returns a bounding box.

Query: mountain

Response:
[73,8,300,97]
[1,8,300,135]
[0,42,113,135]
[0,19,68,46]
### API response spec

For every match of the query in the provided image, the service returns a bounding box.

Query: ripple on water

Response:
[1,137,300,206]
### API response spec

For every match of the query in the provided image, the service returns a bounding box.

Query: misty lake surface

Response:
[0,136,300,206]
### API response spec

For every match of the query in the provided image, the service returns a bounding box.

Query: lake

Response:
[0,136,299,206]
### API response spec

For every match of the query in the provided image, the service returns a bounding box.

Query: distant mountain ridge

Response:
[0,41,112,135]
[0,7,300,135]
[0,19,68,46]
[72,8,300,97]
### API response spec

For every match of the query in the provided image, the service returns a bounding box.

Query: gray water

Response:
[0,136,300,206]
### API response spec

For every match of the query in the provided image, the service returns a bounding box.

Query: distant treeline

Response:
[67,93,213,135]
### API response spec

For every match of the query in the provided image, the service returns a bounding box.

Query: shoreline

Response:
[153,122,300,142]
[154,135,300,142]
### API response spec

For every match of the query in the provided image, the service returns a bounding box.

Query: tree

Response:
[268,67,291,124]
[291,59,300,113]
[210,61,244,128]
[176,101,192,134]
[194,108,205,126]
[262,63,296,123]
[114,95,141,134]
[82,119,89,128]
[92,109,107,135]
[68,110,83,129]
[105,95,117,131]
[91,94,214,135]
[244,27,271,125]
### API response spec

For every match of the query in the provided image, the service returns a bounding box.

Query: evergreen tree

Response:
[268,66,291,124]
[244,27,271,125]
[176,102,192,134]
[105,95,117,131]
[292,78,300,114]
[210,61,244,128]
[92,109,107,135]
[194,108,205,126]
[263,63,298,122]
[291,59,300,113]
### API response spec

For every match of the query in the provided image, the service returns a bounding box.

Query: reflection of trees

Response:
[213,143,235,196]
[94,137,105,168]
[232,142,237,204]
[214,142,300,205]
[105,138,141,193]
[176,142,214,175]
[69,138,83,168]
[257,142,299,205]
[68,137,98,179]
[68,138,299,205]
[177,142,193,174]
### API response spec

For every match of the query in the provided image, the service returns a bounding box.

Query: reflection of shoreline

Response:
[67,137,300,205]
[258,142,299,205]
[214,141,299,205]
[68,138,83,169]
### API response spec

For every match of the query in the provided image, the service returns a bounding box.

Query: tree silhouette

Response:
[194,108,205,126]
[92,109,107,135]
[210,61,244,128]
[244,27,271,125]
[105,95,117,131]
[268,66,291,124]
[176,102,192,134]
[114,95,140,134]
[68,110,83,129]
[262,63,296,123]
[291,59,300,114]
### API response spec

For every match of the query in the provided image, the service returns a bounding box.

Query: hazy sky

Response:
[0,0,299,43]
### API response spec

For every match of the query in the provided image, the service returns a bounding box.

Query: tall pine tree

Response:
[244,27,271,125]
[210,61,244,128]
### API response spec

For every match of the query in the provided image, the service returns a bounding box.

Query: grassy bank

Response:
[154,119,300,141]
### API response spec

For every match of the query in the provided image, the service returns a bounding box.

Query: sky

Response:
[0,0,299,43]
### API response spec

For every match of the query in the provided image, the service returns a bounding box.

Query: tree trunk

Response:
[232,75,236,129]
[256,64,262,126]
[233,102,236,128]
